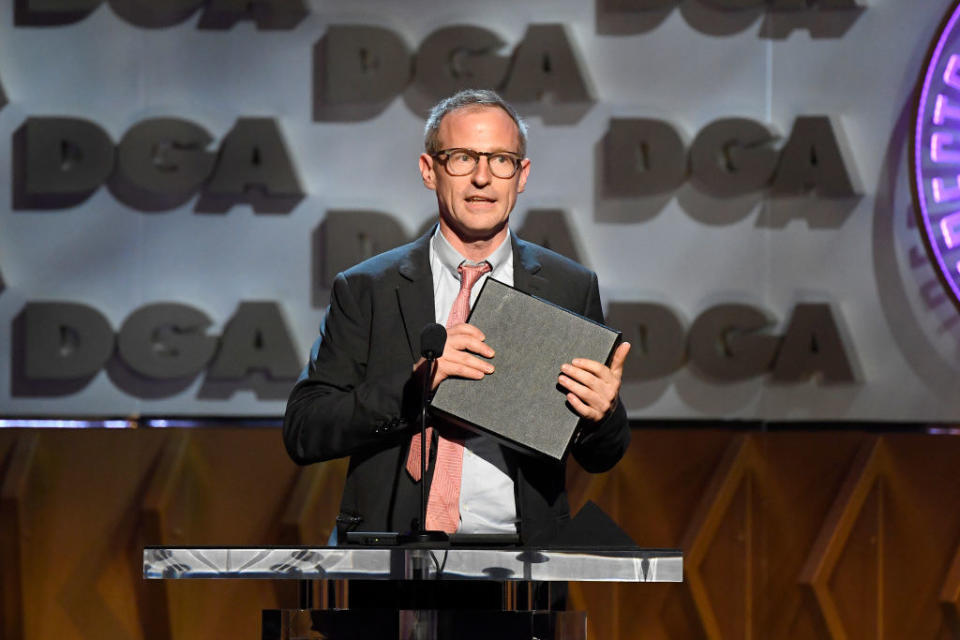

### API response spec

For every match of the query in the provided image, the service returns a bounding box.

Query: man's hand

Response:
[413,323,495,390]
[558,342,631,422]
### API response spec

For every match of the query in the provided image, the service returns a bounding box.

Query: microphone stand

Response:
[420,357,430,536]
[399,340,448,547]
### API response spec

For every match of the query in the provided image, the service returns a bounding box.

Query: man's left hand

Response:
[558,342,631,422]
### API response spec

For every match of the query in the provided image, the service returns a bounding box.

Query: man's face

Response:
[419,106,531,245]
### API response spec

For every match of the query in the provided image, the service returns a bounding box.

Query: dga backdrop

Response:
[0,0,957,422]
[7,4,960,640]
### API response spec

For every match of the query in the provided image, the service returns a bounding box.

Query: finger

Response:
[439,351,494,377]
[609,342,631,375]
[446,322,485,341]
[441,361,488,378]
[570,342,633,377]
[445,329,494,354]
[560,362,604,389]
[568,357,607,377]
[558,373,605,409]
[565,392,602,422]
[446,352,495,374]
[433,366,483,389]
[446,336,495,358]
[433,359,492,388]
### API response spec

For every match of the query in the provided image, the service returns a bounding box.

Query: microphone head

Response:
[420,323,447,359]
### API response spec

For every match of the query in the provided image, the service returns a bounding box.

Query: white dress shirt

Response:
[429,227,518,534]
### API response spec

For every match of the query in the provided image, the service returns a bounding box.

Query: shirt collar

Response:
[431,226,513,279]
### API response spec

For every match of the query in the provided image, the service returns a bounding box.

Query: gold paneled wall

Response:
[2,427,959,639]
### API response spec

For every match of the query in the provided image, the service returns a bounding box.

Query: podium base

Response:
[262,609,586,640]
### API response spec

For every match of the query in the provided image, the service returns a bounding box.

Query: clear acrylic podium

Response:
[143,545,683,639]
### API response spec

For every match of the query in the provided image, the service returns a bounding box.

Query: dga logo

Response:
[913,0,960,315]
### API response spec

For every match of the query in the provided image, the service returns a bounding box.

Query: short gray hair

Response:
[423,89,528,157]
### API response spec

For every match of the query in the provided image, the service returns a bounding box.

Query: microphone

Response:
[420,323,446,359]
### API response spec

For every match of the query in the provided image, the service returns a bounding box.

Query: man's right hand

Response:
[413,323,495,390]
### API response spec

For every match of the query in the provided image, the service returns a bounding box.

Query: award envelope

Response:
[429,278,622,460]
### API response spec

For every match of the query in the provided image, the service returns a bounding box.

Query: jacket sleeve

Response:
[569,271,631,473]
[282,272,420,465]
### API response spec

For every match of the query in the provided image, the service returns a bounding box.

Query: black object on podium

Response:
[551,499,639,549]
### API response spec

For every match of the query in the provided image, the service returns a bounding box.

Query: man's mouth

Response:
[465,195,496,203]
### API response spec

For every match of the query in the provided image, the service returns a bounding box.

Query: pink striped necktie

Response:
[406,262,492,533]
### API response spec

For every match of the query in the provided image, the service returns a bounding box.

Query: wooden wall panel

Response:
[885,436,960,640]
[566,430,960,640]
[1,433,35,640]
[2,427,960,639]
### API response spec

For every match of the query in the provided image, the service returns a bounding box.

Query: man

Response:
[283,89,631,546]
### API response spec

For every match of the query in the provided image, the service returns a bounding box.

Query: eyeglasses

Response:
[431,148,524,179]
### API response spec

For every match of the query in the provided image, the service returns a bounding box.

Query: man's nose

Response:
[471,156,492,186]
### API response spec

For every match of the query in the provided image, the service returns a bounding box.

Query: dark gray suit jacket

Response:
[283,229,630,544]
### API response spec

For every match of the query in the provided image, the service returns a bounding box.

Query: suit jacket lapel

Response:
[397,229,436,360]
[512,234,547,296]
[398,229,545,360]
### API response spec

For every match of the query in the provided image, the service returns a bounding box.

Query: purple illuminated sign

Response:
[913,0,960,314]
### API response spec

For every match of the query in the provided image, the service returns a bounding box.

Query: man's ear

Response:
[419,153,437,190]
[517,158,531,193]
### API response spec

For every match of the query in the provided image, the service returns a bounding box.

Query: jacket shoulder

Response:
[517,238,595,282]
[338,235,427,283]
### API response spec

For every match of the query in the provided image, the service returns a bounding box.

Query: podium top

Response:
[143,546,682,583]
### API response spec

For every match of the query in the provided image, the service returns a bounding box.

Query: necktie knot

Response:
[457,262,491,292]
